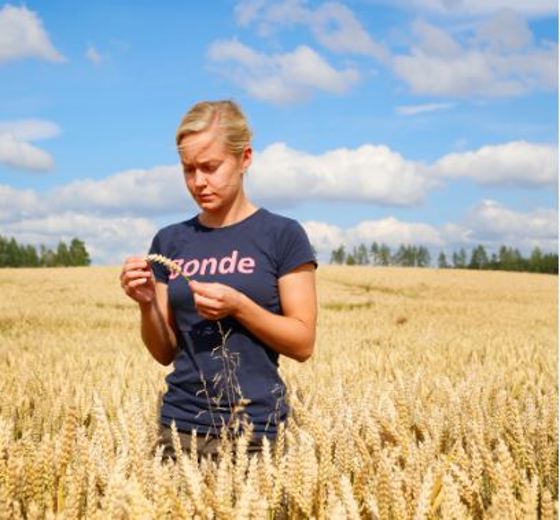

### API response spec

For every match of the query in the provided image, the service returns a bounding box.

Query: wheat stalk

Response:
[145,253,191,282]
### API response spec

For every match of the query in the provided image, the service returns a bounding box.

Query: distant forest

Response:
[329,242,558,274]
[0,235,91,267]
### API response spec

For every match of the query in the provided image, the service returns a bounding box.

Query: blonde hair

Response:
[176,100,252,157]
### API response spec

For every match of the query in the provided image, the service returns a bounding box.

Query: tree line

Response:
[0,235,91,267]
[329,242,558,274]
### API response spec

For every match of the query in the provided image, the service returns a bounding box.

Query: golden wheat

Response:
[0,265,556,518]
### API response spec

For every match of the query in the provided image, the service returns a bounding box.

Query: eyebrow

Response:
[181,159,222,168]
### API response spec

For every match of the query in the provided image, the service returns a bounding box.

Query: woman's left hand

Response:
[189,280,244,320]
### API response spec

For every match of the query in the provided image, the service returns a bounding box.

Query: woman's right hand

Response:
[120,257,156,304]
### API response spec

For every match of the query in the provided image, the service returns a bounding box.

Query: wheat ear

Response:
[145,254,191,282]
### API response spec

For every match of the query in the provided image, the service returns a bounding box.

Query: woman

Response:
[120,100,317,460]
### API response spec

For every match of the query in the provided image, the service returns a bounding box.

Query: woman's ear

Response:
[241,145,252,173]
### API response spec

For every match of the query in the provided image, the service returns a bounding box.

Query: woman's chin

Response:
[196,200,223,213]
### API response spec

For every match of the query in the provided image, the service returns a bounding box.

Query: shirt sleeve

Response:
[276,219,318,277]
[147,231,169,284]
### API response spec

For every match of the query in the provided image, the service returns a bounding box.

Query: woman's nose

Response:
[193,169,206,187]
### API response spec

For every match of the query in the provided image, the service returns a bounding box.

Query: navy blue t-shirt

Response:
[148,207,317,438]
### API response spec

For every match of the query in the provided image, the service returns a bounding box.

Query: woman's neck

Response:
[198,196,258,228]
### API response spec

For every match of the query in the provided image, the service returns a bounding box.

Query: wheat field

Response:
[0,265,557,519]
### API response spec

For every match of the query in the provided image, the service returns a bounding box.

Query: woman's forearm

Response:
[139,300,177,366]
[232,292,315,362]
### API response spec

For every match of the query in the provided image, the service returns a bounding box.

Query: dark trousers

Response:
[155,423,276,463]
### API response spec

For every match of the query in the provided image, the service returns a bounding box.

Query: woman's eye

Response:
[182,162,220,175]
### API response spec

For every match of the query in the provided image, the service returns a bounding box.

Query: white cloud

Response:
[408,19,463,58]
[0,134,54,171]
[392,16,558,97]
[49,165,192,216]
[0,119,60,141]
[234,0,267,26]
[232,2,556,99]
[464,199,558,251]
[0,119,60,171]
[439,222,474,247]
[0,165,169,263]
[474,8,533,51]
[301,220,345,251]
[432,141,557,186]
[308,2,388,61]
[304,217,444,253]
[1,173,556,263]
[0,184,42,222]
[85,45,102,64]
[2,212,158,265]
[275,45,358,93]
[348,217,444,246]
[0,164,190,222]
[367,0,557,17]
[0,139,433,233]
[396,102,455,115]
[234,0,388,60]
[209,38,264,67]
[0,4,65,64]
[5,137,547,215]
[208,40,359,103]
[236,0,307,34]
[304,200,558,260]
[0,137,554,224]
[247,142,435,205]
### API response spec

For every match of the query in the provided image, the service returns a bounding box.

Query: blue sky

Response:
[0,0,557,264]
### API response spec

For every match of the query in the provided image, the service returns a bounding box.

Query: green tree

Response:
[498,245,527,271]
[378,244,391,266]
[370,241,379,265]
[452,248,467,268]
[541,252,559,274]
[0,235,91,268]
[356,243,369,265]
[393,244,414,266]
[322,239,557,273]
[529,246,543,272]
[56,241,71,266]
[40,245,57,267]
[498,245,513,270]
[393,245,406,266]
[330,245,346,265]
[69,238,91,266]
[6,238,22,267]
[437,251,449,268]
[469,245,489,269]
[0,236,8,267]
[417,246,431,267]
[23,245,39,267]
[512,248,528,271]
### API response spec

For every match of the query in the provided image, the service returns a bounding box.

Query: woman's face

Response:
[178,124,251,213]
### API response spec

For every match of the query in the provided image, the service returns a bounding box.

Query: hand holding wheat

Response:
[145,253,242,320]
[189,279,243,320]
[121,254,191,305]
[120,256,157,304]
